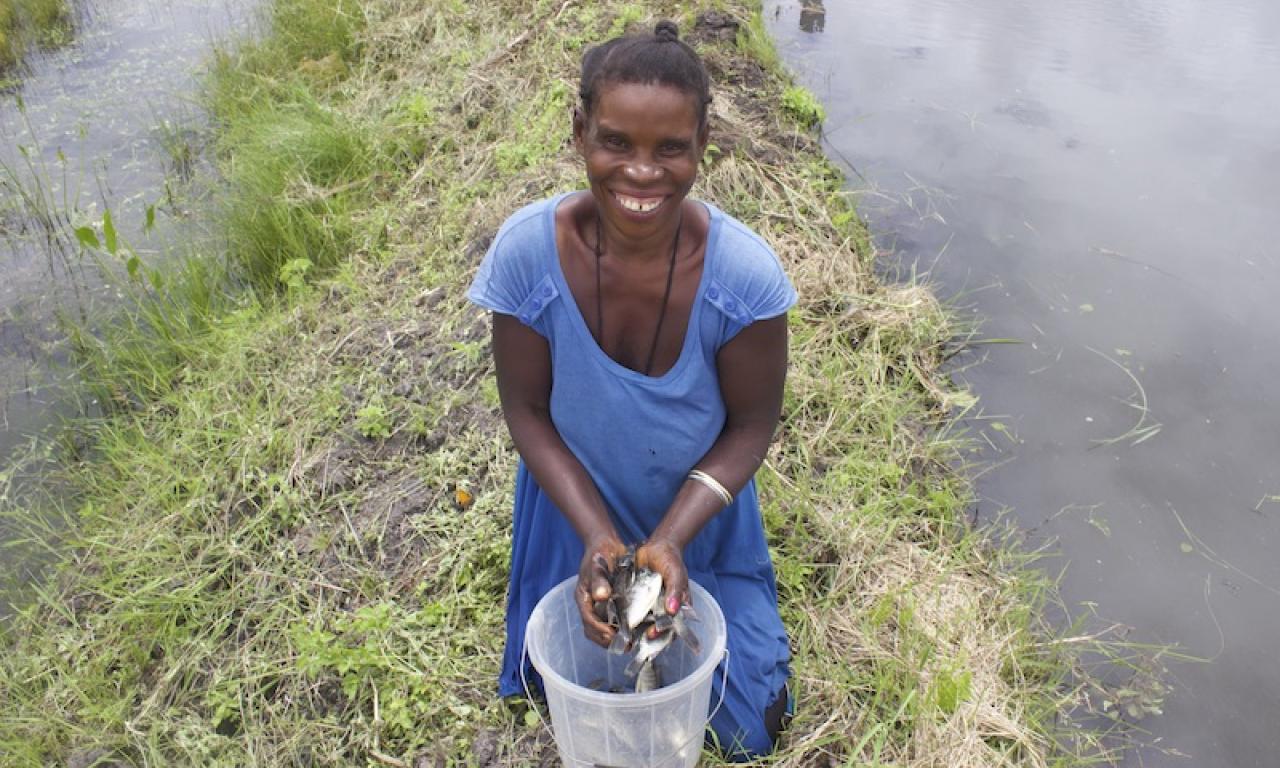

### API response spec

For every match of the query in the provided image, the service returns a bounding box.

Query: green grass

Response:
[0,0,73,70]
[0,0,1164,766]
[781,84,824,128]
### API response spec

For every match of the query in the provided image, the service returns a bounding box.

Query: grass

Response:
[0,0,73,71]
[0,0,1165,766]
[780,84,824,128]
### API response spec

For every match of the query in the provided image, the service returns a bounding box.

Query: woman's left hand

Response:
[636,536,689,616]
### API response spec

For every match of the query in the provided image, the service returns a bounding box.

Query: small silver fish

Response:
[625,626,674,677]
[623,569,663,630]
[673,605,701,655]
[606,599,632,654]
[634,658,662,693]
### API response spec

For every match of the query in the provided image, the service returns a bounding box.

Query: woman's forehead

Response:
[591,81,701,131]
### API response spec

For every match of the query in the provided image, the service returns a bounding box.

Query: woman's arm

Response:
[638,313,789,612]
[491,312,626,645]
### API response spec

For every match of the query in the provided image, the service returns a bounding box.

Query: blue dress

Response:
[467,193,796,757]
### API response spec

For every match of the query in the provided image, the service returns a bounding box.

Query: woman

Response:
[467,20,795,757]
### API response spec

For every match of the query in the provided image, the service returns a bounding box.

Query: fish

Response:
[672,604,701,655]
[623,569,663,630]
[651,589,701,654]
[625,626,674,677]
[634,657,662,693]
[606,599,632,654]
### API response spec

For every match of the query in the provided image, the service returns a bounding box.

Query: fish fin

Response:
[625,654,645,678]
[674,613,702,655]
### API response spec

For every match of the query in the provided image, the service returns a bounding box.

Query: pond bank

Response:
[0,0,71,72]
[0,0,1133,764]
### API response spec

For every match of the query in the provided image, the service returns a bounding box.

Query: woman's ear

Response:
[572,107,587,153]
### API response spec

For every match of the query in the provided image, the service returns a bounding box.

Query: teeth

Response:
[617,195,662,213]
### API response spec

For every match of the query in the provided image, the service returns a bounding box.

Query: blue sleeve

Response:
[466,202,554,335]
[706,219,798,342]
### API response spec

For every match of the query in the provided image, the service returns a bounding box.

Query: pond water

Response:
[768,0,1280,765]
[1,0,252,592]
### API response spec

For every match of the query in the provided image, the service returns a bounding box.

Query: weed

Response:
[0,0,73,69]
[781,84,825,128]
[734,8,779,73]
[355,398,392,439]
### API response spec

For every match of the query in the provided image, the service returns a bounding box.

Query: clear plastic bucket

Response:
[524,575,728,768]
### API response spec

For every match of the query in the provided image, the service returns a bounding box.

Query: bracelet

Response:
[688,469,733,507]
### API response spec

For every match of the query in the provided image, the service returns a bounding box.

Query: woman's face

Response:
[573,81,708,242]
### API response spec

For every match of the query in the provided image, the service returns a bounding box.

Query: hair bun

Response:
[654,20,680,42]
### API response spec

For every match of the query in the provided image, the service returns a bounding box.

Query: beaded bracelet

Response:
[688,469,733,507]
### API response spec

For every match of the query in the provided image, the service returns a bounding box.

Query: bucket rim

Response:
[525,575,727,706]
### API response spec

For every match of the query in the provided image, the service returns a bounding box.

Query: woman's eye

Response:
[660,142,688,155]
[602,135,627,149]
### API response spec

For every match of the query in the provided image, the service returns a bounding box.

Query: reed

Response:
[0,0,72,70]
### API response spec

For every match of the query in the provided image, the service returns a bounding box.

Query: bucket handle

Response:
[519,637,731,766]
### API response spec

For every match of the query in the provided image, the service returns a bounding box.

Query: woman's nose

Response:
[624,161,662,183]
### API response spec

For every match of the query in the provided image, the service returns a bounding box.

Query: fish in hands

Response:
[592,546,701,693]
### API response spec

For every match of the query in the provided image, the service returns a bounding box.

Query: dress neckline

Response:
[546,191,719,384]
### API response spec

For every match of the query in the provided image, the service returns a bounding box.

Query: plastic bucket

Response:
[525,576,728,768]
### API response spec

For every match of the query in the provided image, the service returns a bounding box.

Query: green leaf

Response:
[932,668,972,714]
[126,255,140,280]
[144,204,156,233]
[74,226,100,250]
[523,708,540,729]
[103,210,118,256]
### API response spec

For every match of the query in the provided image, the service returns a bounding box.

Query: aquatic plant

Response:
[0,0,73,71]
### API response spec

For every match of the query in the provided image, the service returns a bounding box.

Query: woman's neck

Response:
[592,203,685,265]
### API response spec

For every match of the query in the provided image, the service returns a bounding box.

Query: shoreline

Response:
[0,1,1131,764]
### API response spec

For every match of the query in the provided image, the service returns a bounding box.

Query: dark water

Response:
[768,0,1280,765]
[1,0,253,460]
[1,0,252,594]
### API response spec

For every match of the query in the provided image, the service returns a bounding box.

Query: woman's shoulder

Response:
[704,204,784,271]
[490,195,561,252]
[703,203,790,282]
[699,201,797,326]
[467,195,564,316]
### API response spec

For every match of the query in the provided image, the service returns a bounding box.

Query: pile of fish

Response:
[592,549,701,693]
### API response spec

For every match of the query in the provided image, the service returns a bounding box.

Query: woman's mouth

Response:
[614,192,666,214]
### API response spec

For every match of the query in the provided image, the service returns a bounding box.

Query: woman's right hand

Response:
[576,533,628,647]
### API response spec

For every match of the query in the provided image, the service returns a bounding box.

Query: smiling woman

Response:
[466,19,797,760]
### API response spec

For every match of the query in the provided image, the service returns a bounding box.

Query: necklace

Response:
[593,208,683,376]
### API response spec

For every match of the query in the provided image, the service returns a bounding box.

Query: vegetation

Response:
[0,0,73,71]
[780,84,824,128]
[0,0,1162,766]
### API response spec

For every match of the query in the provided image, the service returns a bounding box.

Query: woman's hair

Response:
[579,20,712,127]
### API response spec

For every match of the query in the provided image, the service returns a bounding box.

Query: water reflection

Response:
[768,0,1280,764]
[799,1,825,33]
[0,0,255,612]
[0,0,253,465]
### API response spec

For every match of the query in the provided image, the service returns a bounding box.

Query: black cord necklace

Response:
[594,208,683,376]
